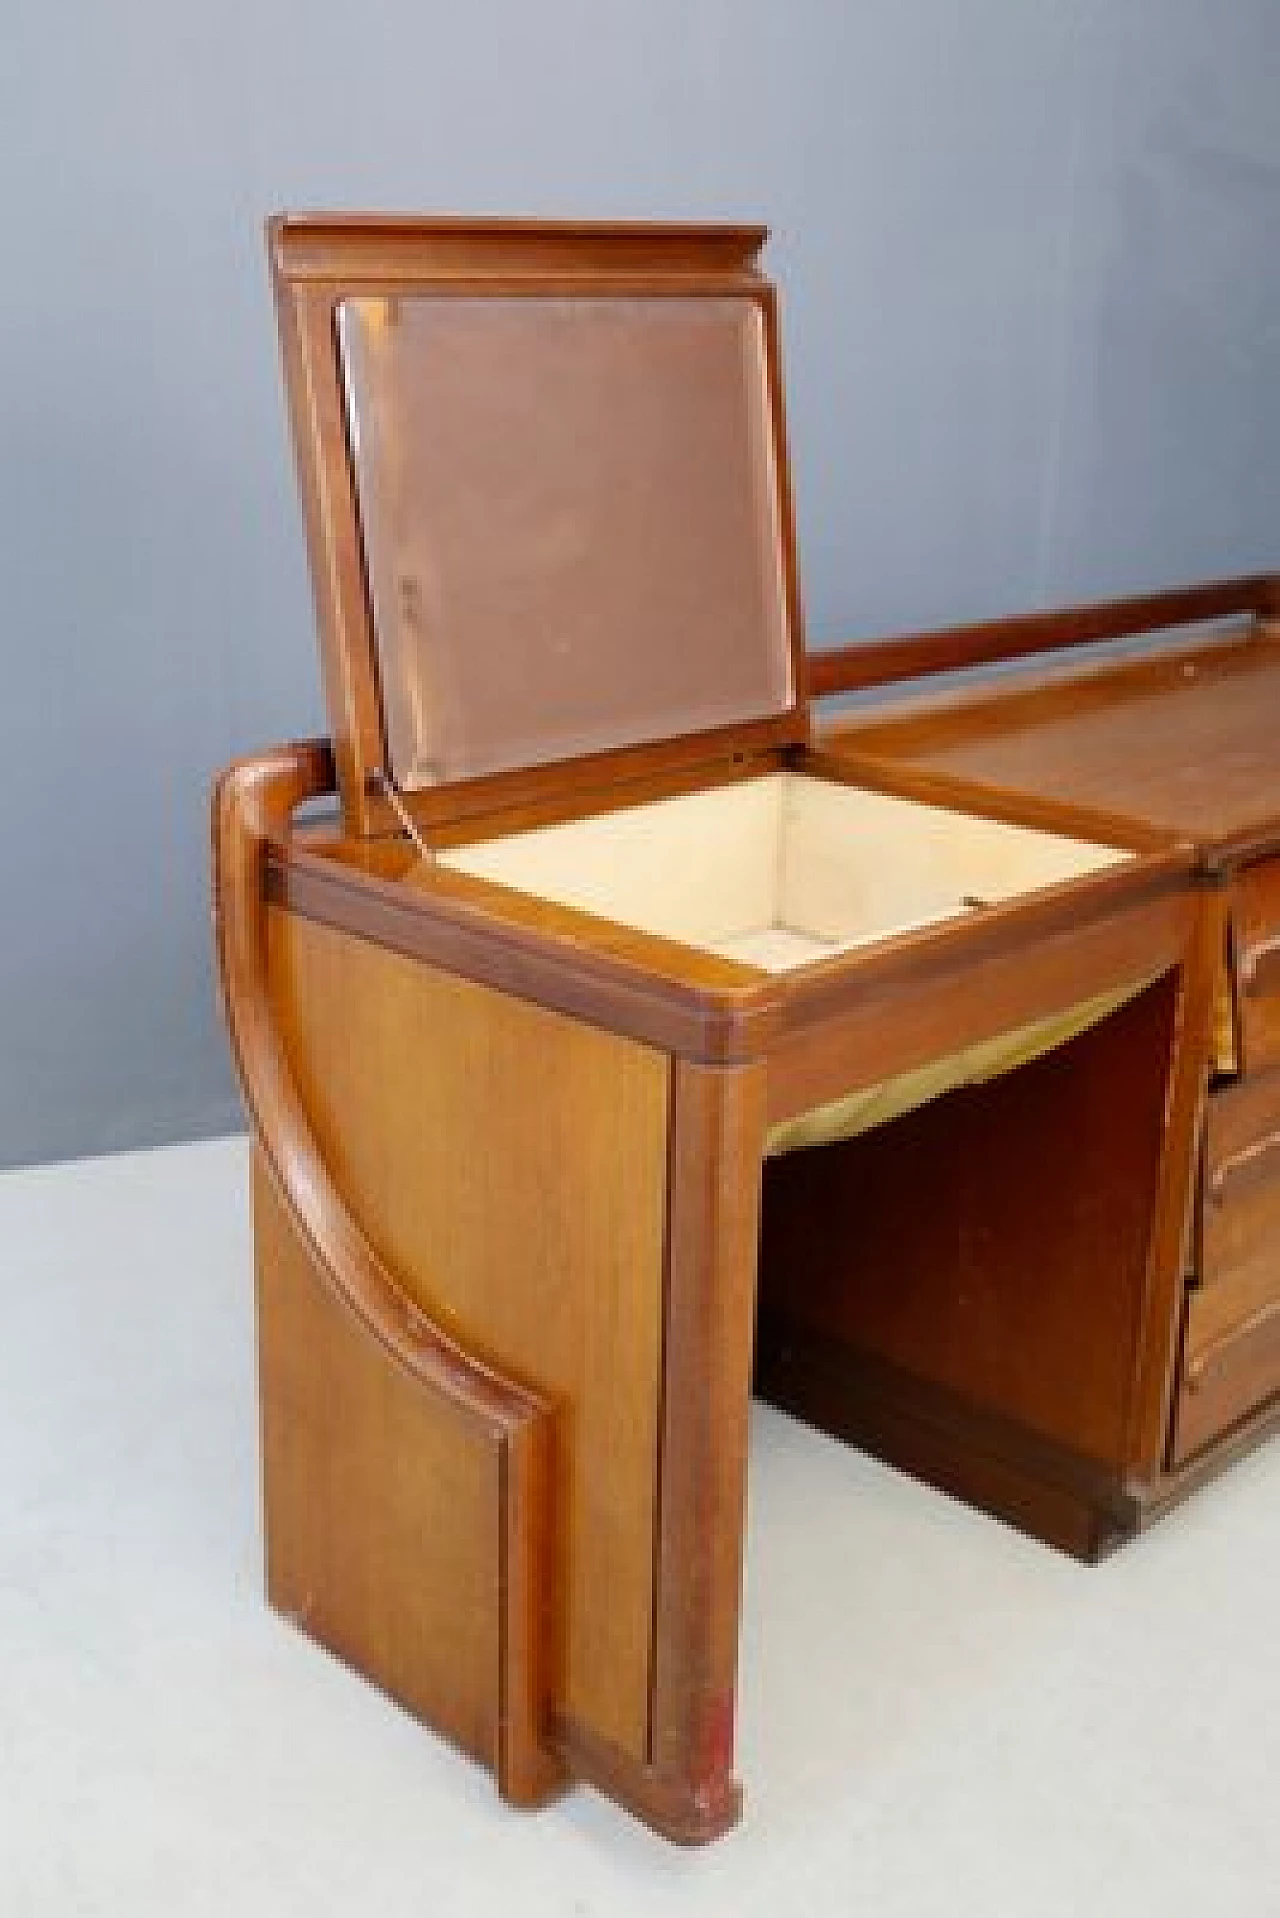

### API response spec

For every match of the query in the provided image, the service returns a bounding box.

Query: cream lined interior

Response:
[437,773,1144,1154]
[438,772,1129,967]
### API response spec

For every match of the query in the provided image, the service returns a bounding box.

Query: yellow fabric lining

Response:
[765,978,1157,1158]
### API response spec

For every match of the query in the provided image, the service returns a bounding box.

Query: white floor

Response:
[2,1135,1278,1916]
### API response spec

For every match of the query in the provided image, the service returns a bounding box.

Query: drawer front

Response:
[1233,857,1280,1074]
[1199,1069,1280,1285]
[1173,1066,1280,1462]
[1171,1273,1280,1465]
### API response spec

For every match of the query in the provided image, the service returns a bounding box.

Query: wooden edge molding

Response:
[267,842,780,1066]
[807,573,1280,699]
[646,1060,766,1832]
[1121,890,1218,1473]
[211,738,563,1807]
[799,742,1185,855]
[267,212,769,285]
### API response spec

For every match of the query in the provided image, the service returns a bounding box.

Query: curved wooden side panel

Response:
[212,742,563,1807]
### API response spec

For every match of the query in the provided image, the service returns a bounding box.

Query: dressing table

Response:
[214,216,1212,1840]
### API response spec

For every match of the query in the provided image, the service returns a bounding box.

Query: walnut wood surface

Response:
[254,1149,517,1774]
[1139,1389,1280,1521]
[268,837,775,1064]
[269,213,770,282]
[1173,1275,1280,1466]
[213,746,551,1429]
[809,573,1279,697]
[821,620,1280,852]
[648,1059,766,1837]
[266,762,1197,1093]
[1122,884,1220,1471]
[815,576,1280,1483]
[754,1324,1142,1562]
[1204,1066,1280,1207]
[267,215,809,838]
[759,977,1180,1472]
[213,743,562,1805]
[765,886,1194,1128]
[265,904,672,1763]
[1200,1068,1280,1291]
[1233,857,1280,1074]
[226,218,1280,1844]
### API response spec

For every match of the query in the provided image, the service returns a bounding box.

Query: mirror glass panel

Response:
[338,293,795,786]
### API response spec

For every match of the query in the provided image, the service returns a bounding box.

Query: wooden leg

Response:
[645,1060,766,1841]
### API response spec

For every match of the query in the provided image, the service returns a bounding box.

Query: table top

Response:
[827,627,1280,858]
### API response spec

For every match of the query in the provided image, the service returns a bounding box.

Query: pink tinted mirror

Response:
[337,291,795,788]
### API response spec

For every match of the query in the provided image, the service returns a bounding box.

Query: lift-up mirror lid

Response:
[268,215,808,837]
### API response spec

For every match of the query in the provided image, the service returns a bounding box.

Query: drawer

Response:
[1173,1067,1280,1463]
[1170,1267,1280,1465]
[1198,1069,1280,1284]
[1233,857,1280,1075]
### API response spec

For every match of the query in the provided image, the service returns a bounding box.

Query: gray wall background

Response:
[2,1,1277,1170]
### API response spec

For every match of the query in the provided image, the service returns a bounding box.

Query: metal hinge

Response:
[372,768,435,865]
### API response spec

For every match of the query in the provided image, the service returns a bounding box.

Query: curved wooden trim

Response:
[213,740,545,1429]
[212,740,563,1806]
[809,574,1280,700]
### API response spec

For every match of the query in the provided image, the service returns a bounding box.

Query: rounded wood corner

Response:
[210,739,550,1437]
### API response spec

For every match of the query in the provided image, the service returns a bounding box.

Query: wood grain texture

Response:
[1137,1389,1280,1523]
[1121,881,1218,1473]
[213,744,562,1806]
[266,905,671,1762]
[1205,1066,1280,1207]
[270,784,1193,1085]
[268,839,777,1067]
[267,214,809,837]
[754,1323,1140,1562]
[814,575,1280,1501]
[255,1148,504,1769]
[800,740,1178,855]
[758,976,1179,1472]
[213,746,553,1429]
[821,623,1280,851]
[1173,1272,1280,1465]
[268,213,771,283]
[647,1060,767,1839]
[765,887,1192,1127]
[809,573,1278,697]
[1199,1068,1280,1292]
[1233,855,1280,1074]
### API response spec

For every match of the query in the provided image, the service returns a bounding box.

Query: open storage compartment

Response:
[438,771,1129,972]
